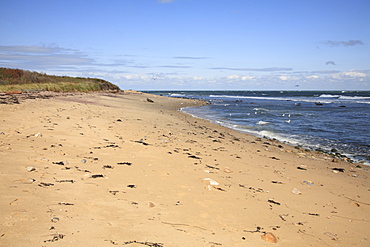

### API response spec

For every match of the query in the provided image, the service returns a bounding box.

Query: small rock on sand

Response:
[292,188,302,195]
[26,166,36,172]
[204,178,219,186]
[324,232,338,241]
[224,167,233,173]
[34,132,42,137]
[261,232,277,243]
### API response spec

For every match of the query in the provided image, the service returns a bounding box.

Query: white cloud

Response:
[306,75,319,79]
[278,75,300,81]
[0,45,60,54]
[1,45,369,90]
[328,70,368,80]
[212,67,293,72]
[192,76,205,80]
[110,69,370,90]
[226,75,241,80]
[342,71,366,78]
[0,45,94,70]
[279,75,288,81]
[224,75,255,81]
[158,65,192,69]
[241,76,254,80]
[123,74,151,80]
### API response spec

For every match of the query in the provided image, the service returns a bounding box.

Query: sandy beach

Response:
[0,91,369,247]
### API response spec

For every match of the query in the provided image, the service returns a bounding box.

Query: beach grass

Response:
[0,81,102,93]
[0,67,120,92]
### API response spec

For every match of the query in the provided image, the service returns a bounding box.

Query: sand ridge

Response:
[0,91,369,246]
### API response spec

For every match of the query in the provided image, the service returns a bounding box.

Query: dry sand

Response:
[0,91,369,247]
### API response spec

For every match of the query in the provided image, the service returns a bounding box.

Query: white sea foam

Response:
[253,108,269,111]
[339,95,370,100]
[318,94,370,100]
[258,131,301,145]
[319,94,341,98]
[209,94,334,103]
[256,121,270,125]
[170,93,186,97]
[319,94,370,103]
[211,120,301,145]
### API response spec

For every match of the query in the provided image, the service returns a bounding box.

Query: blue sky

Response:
[1,0,369,90]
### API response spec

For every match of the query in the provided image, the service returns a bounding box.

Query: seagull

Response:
[285,120,291,124]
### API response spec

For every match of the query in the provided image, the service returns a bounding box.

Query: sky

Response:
[1,0,370,90]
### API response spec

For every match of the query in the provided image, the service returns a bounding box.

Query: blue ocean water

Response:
[146,91,370,164]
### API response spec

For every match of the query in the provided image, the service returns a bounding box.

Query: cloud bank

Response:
[1,45,369,90]
[158,65,192,68]
[0,45,94,70]
[211,67,293,72]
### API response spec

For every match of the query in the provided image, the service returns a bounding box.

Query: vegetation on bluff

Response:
[0,68,120,92]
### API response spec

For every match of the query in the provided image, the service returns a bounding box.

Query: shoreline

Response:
[165,92,370,166]
[180,106,365,165]
[0,91,369,246]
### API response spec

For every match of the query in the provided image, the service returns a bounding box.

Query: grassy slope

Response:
[0,68,120,92]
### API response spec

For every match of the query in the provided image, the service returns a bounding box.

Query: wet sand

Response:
[0,91,369,246]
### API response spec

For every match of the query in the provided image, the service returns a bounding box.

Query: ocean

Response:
[145,91,370,165]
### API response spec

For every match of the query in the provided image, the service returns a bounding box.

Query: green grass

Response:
[0,82,102,92]
[0,67,120,92]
